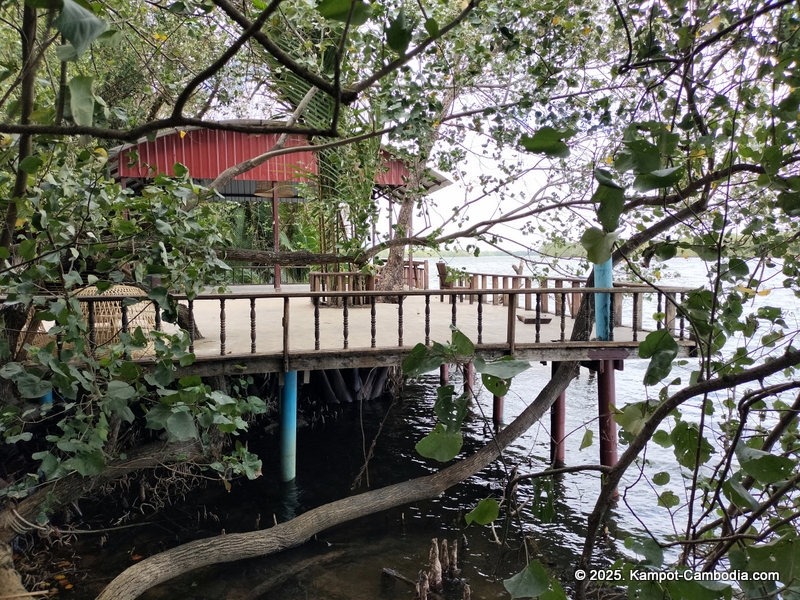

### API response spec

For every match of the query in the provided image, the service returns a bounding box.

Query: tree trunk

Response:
[377,191,415,294]
[377,86,458,294]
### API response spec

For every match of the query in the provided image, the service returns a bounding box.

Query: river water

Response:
[60,255,800,599]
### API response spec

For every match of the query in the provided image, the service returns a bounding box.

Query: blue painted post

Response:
[594,258,613,341]
[280,371,298,482]
[594,259,619,477]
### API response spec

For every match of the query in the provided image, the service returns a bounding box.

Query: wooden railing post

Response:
[524,277,532,311]
[554,279,563,316]
[571,280,582,317]
[507,292,518,353]
[540,277,549,313]
[665,292,677,333]
[614,291,623,327]
[282,296,290,372]
[469,274,478,304]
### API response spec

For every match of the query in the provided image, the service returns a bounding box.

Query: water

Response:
[55,255,800,598]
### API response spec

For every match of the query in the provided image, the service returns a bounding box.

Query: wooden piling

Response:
[597,360,618,470]
[464,362,475,397]
[440,364,449,386]
[550,361,566,467]
[493,394,504,426]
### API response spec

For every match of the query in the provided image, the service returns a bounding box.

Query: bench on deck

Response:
[436,261,474,302]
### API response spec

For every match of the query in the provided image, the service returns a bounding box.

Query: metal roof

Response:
[109,120,451,194]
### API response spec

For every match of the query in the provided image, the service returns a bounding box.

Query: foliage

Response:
[0,146,264,505]
[2,0,800,597]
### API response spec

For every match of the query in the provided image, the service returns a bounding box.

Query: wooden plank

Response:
[141,339,697,377]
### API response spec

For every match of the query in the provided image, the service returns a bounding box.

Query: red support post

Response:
[598,359,618,476]
[493,394,504,426]
[550,361,566,467]
[440,364,449,386]
[464,362,475,397]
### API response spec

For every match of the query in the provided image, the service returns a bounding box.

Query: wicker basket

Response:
[76,285,156,353]
[16,315,53,353]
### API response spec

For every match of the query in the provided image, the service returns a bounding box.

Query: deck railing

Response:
[21,286,696,367]
[445,272,687,329]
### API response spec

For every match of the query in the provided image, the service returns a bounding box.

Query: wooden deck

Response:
[21,284,695,377]
[166,285,695,377]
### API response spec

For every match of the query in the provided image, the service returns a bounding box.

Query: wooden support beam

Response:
[550,361,566,467]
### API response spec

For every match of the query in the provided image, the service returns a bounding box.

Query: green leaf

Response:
[579,428,593,450]
[579,227,618,264]
[632,166,684,191]
[16,374,52,399]
[657,490,680,508]
[450,327,474,358]
[424,17,439,37]
[317,0,372,25]
[724,258,749,280]
[54,0,108,57]
[614,139,661,173]
[652,471,670,485]
[481,373,511,397]
[653,430,672,447]
[722,472,759,511]
[166,410,198,441]
[736,443,796,484]
[433,385,468,433]
[154,219,174,236]
[625,536,664,566]
[18,238,36,260]
[746,535,800,589]
[386,8,413,55]
[614,402,655,435]
[473,355,531,378]
[671,421,713,469]
[144,360,174,387]
[504,561,551,599]
[465,497,500,525]
[402,343,445,377]
[65,450,105,476]
[520,127,577,158]
[68,76,95,127]
[19,156,43,174]
[638,330,678,386]
[415,422,463,462]
[594,168,623,189]
[63,270,83,289]
[107,380,136,400]
[777,192,800,216]
[594,183,624,232]
[56,43,79,62]
[145,404,173,431]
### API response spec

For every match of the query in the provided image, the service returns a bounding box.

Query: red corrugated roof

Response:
[116,129,318,181]
[112,126,451,191]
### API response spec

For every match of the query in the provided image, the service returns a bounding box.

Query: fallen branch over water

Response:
[95,364,581,600]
